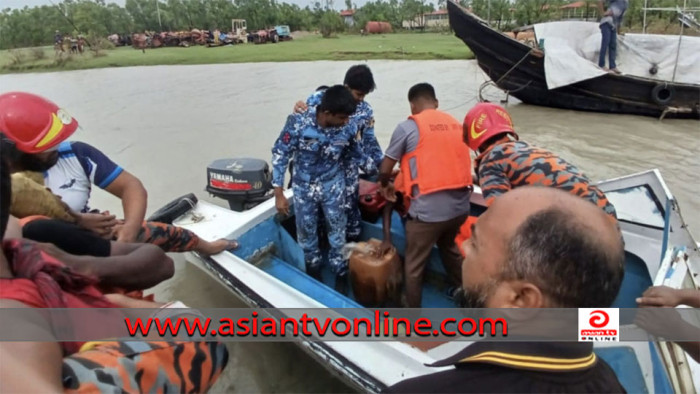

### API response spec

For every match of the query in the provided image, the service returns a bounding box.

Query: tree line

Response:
[0,0,435,49]
[0,0,692,49]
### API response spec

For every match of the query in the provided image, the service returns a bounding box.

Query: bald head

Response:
[460,186,624,309]
[491,186,622,254]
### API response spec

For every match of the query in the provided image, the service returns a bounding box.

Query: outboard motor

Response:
[205,158,273,212]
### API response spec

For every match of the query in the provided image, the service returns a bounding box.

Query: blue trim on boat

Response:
[660,198,672,263]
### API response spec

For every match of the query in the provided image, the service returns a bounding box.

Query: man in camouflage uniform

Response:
[294,65,383,241]
[273,85,370,293]
[462,103,617,218]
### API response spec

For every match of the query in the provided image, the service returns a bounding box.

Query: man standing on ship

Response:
[598,0,628,74]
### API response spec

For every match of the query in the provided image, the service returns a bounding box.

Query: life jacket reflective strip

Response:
[399,109,473,198]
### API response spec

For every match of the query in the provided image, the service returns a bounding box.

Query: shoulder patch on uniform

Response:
[282,132,291,144]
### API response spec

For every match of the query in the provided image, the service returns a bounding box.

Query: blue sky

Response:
[2,0,440,10]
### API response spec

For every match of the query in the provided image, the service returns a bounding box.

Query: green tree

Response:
[319,10,345,36]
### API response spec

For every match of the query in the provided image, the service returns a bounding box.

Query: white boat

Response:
[165,163,699,393]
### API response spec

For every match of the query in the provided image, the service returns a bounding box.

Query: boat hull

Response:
[446,1,700,119]
[174,170,699,393]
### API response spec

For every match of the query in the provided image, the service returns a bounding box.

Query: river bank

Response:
[0,33,473,74]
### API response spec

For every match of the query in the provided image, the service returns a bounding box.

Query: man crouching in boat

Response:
[385,187,626,393]
[272,85,373,294]
[456,103,618,247]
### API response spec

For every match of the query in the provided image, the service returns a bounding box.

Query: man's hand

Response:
[637,286,684,307]
[77,211,117,239]
[379,182,397,203]
[274,188,289,216]
[377,240,393,256]
[114,223,141,243]
[634,307,682,338]
[293,101,308,113]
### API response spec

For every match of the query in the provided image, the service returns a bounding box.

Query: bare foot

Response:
[196,239,240,255]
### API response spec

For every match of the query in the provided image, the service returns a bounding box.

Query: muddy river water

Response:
[1,60,698,392]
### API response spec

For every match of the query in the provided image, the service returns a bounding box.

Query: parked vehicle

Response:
[231,19,248,44]
[275,25,293,41]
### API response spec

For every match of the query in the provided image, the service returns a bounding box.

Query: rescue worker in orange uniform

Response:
[455,102,617,252]
[379,83,473,308]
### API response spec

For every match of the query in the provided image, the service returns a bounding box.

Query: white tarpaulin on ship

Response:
[533,21,700,89]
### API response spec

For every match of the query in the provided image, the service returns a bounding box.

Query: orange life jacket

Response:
[400,109,472,198]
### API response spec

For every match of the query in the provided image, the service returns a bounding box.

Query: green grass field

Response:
[0,32,473,74]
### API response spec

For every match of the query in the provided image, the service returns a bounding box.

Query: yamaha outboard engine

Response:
[205,158,273,212]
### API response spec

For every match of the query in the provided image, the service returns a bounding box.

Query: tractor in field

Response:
[230,19,249,44]
[247,25,293,44]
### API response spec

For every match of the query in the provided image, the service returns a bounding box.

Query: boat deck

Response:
[232,209,458,309]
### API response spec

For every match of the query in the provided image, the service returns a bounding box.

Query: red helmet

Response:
[0,92,78,153]
[463,102,518,152]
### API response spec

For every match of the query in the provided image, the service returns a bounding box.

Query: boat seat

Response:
[595,347,648,393]
[611,251,653,309]
[595,343,673,394]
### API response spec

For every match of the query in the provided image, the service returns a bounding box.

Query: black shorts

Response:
[22,219,111,257]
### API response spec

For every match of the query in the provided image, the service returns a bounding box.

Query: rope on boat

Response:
[443,96,478,112]
[478,50,536,104]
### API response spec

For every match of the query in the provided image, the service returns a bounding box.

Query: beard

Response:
[16,152,58,172]
[455,281,498,309]
[455,287,488,308]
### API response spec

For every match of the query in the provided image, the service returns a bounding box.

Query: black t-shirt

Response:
[384,342,626,393]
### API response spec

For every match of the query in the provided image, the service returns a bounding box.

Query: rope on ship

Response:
[478,49,537,104]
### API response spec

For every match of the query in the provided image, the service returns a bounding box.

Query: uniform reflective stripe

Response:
[459,351,597,371]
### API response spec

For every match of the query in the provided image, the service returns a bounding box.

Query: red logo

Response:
[579,308,618,342]
[589,310,609,328]
[210,179,252,191]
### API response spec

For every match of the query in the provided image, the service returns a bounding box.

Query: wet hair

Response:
[0,134,21,165]
[318,85,357,116]
[502,207,624,308]
[0,143,11,238]
[408,83,437,102]
[343,65,376,94]
[0,135,55,172]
